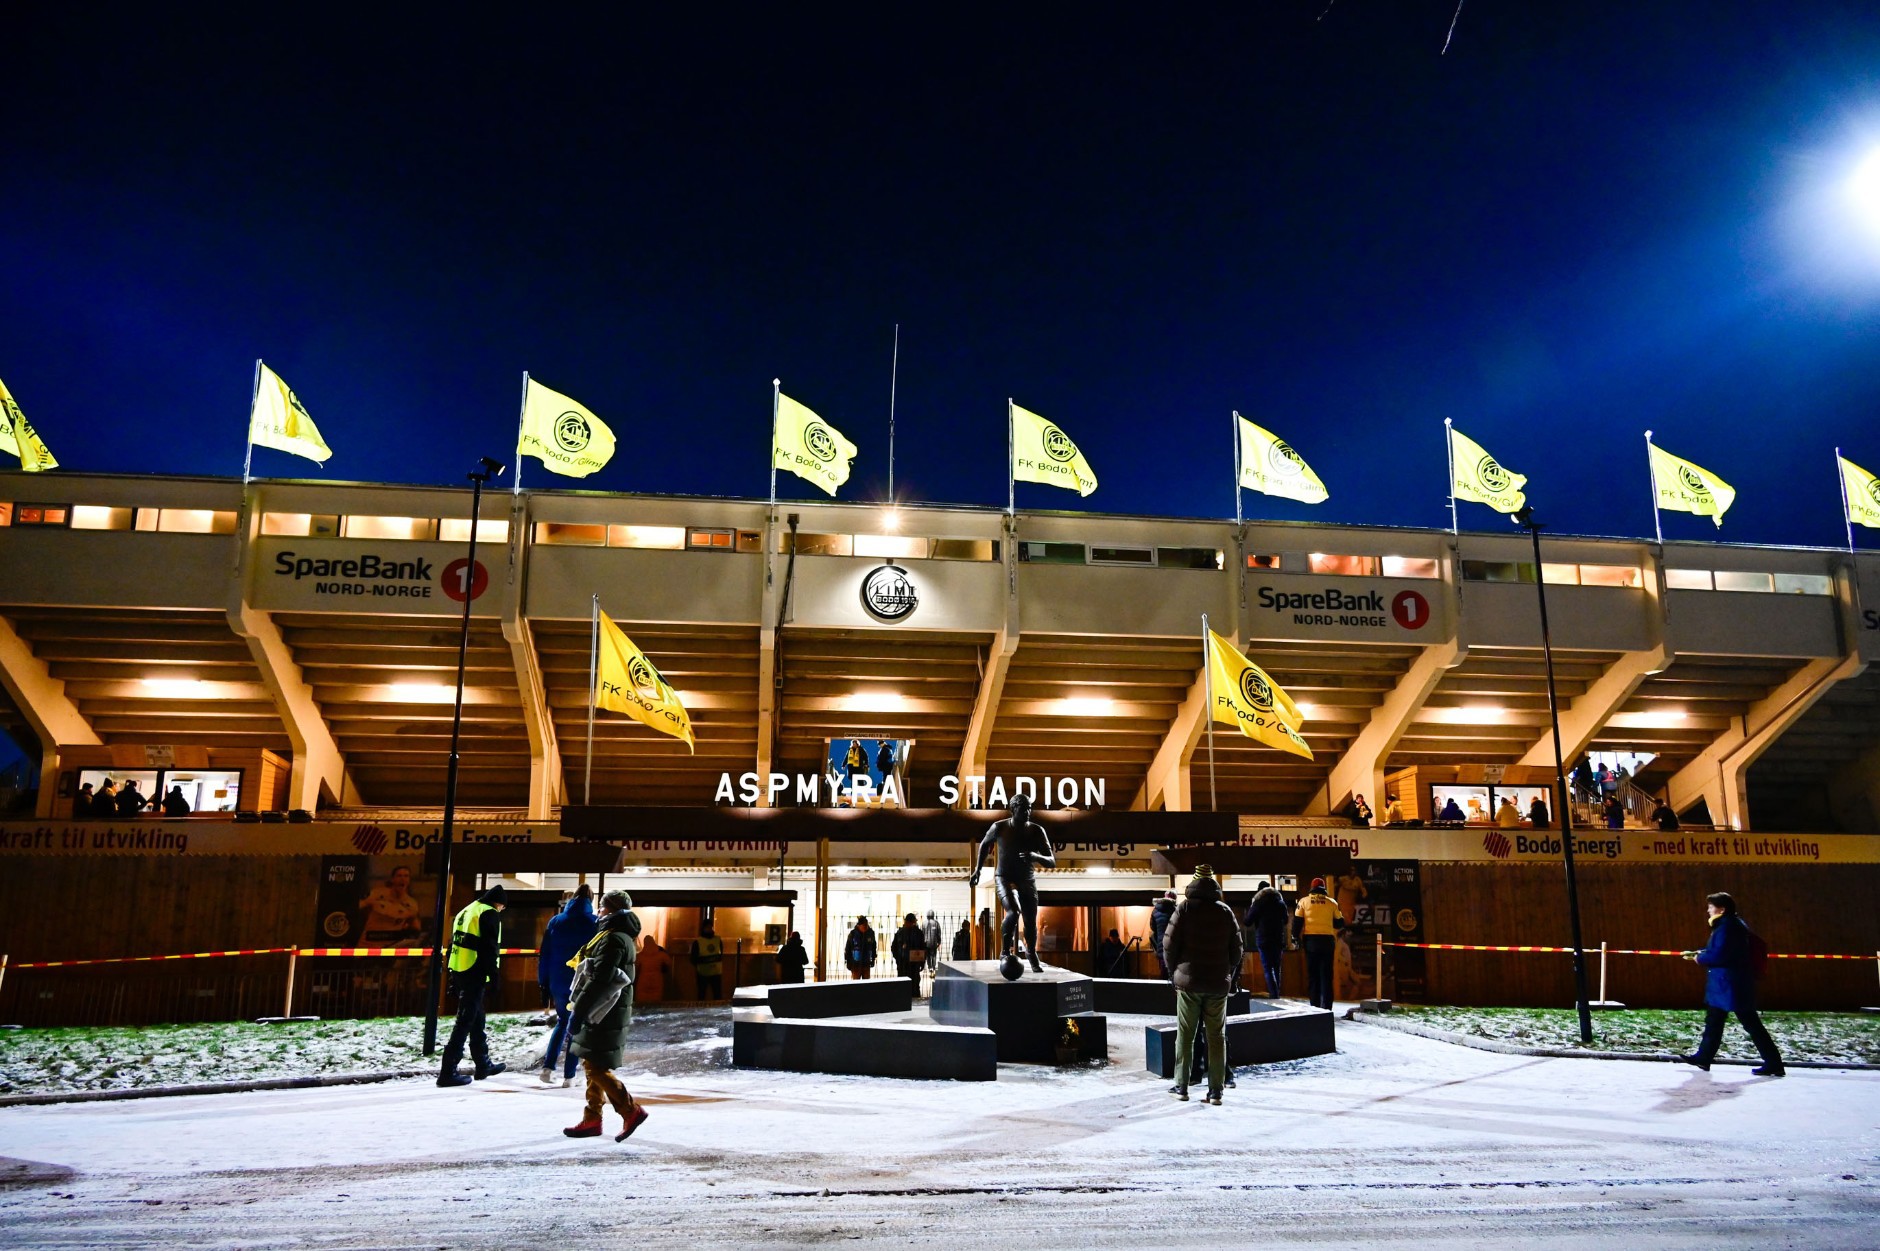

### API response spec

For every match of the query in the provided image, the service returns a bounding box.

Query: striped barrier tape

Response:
[297,948,540,957]
[12,946,542,968]
[1383,942,1876,960]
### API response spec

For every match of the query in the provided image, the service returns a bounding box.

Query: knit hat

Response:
[1191,864,1216,881]
[601,889,631,912]
[482,884,507,905]
[1310,877,1326,891]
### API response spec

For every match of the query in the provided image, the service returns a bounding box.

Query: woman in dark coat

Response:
[538,885,597,1085]
[565,890,648,1141]
[775,931,810,983]
[1678,892,1784,1077]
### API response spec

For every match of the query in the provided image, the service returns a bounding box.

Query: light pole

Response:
[423,455,506,1056]
[1513,504,1594,1045]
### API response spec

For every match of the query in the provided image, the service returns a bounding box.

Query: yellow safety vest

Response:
[448,900,498,974]
[1295,892,1342,937]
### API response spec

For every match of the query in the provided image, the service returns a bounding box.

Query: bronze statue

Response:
[967,793,1056,974]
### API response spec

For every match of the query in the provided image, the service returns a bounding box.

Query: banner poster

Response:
[1330,859,1424,1003]
[314,855,434,947]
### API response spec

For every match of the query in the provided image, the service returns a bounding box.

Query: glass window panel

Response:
[534,522,607,545]
[1577,564,1642,588]
[1090,545,1155,565]
[931,538,996,561]
[1772,573,1832,595]
[1156,547,1221,570]
[735,531,764,553]
[1541,563,1580,585]
[311,515,340,537]
[782,532,854,556]
[1308,553,1381,576]
[855,534,931,559]
[70,506,133,530]
[1664,568,1712,590]
[1380,556,1440,579]
[1246,553,1283,570]
[262,512,313,536]
[156,509,234,534]
[1713,570,1773,593]
[1019,541,1085,564]
[342,515,435,540]
[438,518,508,543]
[610,524,686,550]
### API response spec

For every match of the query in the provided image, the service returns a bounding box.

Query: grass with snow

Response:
[1391,1005,1879,1064]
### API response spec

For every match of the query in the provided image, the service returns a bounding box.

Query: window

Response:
[781,532,853,556]
[855,534,930,560]
[688,527,736,550]
[535,522,607,545]
[1714,570,1774,593]
[1381,556,1440,579]
[1019,541,1085,565]
[1156,547,1222,570]
[0,501,10,525]
[611,525,685,550]
[1246,553,1284,570]
[1578,565,1642,588]
[1090,545,1154,566]
[1461,560,1536,583]
[1773,573,1832,596]
[932,538,998,561]
[438,518,509,544]
[1541,563,1580,585]
[342,515,435,541]
[70,506,133,531]
[12,503,69,526]
[263,513,312,537]
[1664,568,1711,590]
[154,509,236,534]
[1308,553,1380,577]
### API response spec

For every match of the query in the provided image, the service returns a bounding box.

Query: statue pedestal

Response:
[930,959,1107,1063]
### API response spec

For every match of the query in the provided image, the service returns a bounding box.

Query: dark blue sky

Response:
[8,4,1880,544]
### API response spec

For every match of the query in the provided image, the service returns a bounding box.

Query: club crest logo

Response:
[861,564,919,622]
[627,654,665,700]
[1678,465,1712,501]
[1477,455,1512,495]
[1239,667,1276,713]
[1868,478,1880,508]
[805,422,839,463]
[554,411,592,453]
[1267,440,1307,477]
[1043,425,1078,463]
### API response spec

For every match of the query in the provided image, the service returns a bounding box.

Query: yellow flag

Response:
[1237,414,1327,504]
[0,376,57,471]
[249,363,331,464]
[1012,402,1097,496]
[595,612,695,752]
[1206,629,1312,759]
[773,392,857,496]
[1648,442,1735,528]
[1448,425,1526,514]
[1839,455,1880,530]
[518,377,615,478]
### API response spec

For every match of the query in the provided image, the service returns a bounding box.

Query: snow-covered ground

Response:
[0,1010,1874,1248]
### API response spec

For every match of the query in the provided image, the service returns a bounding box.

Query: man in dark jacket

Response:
[845,917,877,979]
[437,885,507,1087]
[1161,866,1243,1105]
[565,889,648,1141]
[1678,892,1784,1077]
[775,931,810,983]
[1243,879,1290,998]
[891,913,927,996]
[1149,890,1178,979]
[538,884,597,1086]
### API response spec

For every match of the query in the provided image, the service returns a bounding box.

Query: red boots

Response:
[562,1114,603,1138]
[615,1105,650,1142]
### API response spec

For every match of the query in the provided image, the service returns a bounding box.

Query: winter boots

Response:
[563,1114,604,1138]
[616,1105,650,1142]
[437,1071,473,1088]
[474,1060,506,1079]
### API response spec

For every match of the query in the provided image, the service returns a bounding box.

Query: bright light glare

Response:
[843,690,907,713]
[1849,147,1880,228]
[385,682,458,703]
[881,507,901,532]
[1052,697,1119,718]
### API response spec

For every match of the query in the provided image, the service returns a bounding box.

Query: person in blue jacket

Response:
[538,883,599,1085]
[1678,891,1785,1077]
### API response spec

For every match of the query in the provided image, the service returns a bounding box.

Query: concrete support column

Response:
[1305,638,1466,817]
[1131,669,1206,812]
[0,614,100,817]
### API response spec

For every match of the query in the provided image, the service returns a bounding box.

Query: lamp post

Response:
[423,455,506,1056]
[1513,505,1594,1045]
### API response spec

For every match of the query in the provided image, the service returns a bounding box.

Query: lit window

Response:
[1380,556,1440,579]
[610,525,685,550]
[534,522,607,545]
[1713,571,1774,593]
[70,506,133,531]
[438,518,509,544]
[1773,573,1832,596]
[931,538,997,561]
[1664,568,1711,590]
[1246,553,1283,570]
[13,504,69,526]
[0,502,10,526]
[1578,565,1642,588]
[782,532,854,557]
[262,513,312,537]
[1309,553,1381,577]
[1460,561,1535,583]
[343,515,435,541]
[155,510,235,534]
[855,534,931,559]
[688,527,736,550]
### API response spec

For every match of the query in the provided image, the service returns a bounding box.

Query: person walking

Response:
[537,883,597,1086]
[1097,928,1127,977]
[922,910,943,974]
[1244,879,1290,998]
[437,884,507,1087]
[1293,878,1344,1010]
[951,920,971,961]
[635,935,672,1004]
[844,917,877,979]
[1150,889,1178,979]
[774,931,809,983]
[1161,865,1242,1105]
[891,913,927,996]
[1678,892,1785,1077]
[564,889,650,1142]
[1604,793,1625,829]
[691,919,724,1000]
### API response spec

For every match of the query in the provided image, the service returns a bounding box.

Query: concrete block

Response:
[732,1007,997,1080]
[1144,1004,1336,1079]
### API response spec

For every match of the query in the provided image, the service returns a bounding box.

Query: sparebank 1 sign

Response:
[1246,575,1443,642]
[253,539,500,614]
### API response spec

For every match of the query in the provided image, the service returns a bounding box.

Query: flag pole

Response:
[1443,418,1458,536]
[887,325,899,505]
[1201,614,1218,813]
[1837,447,1856,555]
[1645,430,1663,546]
[585,593,599,805]
[1232,412,1242,527]
[770,379,781,506]
[513,372,530,496]
[1007,398,1016,517]
[243,359,262,484]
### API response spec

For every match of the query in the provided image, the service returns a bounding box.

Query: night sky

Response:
[8,4,1880,545]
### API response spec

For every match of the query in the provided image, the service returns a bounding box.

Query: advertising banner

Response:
[313,855,436,947]
[251,538,502,615]
[1243,574,1447,644]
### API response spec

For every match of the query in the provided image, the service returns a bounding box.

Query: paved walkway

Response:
[0,1014,1874,1247]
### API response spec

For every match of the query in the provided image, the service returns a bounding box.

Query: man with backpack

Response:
[1678,892,1784,1077]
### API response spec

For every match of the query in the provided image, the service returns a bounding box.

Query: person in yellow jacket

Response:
[438,885,507,1087]
[692,918,725,1000]
[1292,879,1344,1010]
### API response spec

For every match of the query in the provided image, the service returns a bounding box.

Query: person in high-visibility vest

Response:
[1292,878,1344,1011]
[437,885,507,1087]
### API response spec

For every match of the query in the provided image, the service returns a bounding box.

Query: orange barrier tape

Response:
[1384,942,1876,960]
[1383,942,1574,953]
[15,948,294,969]
[297,947,539,957]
